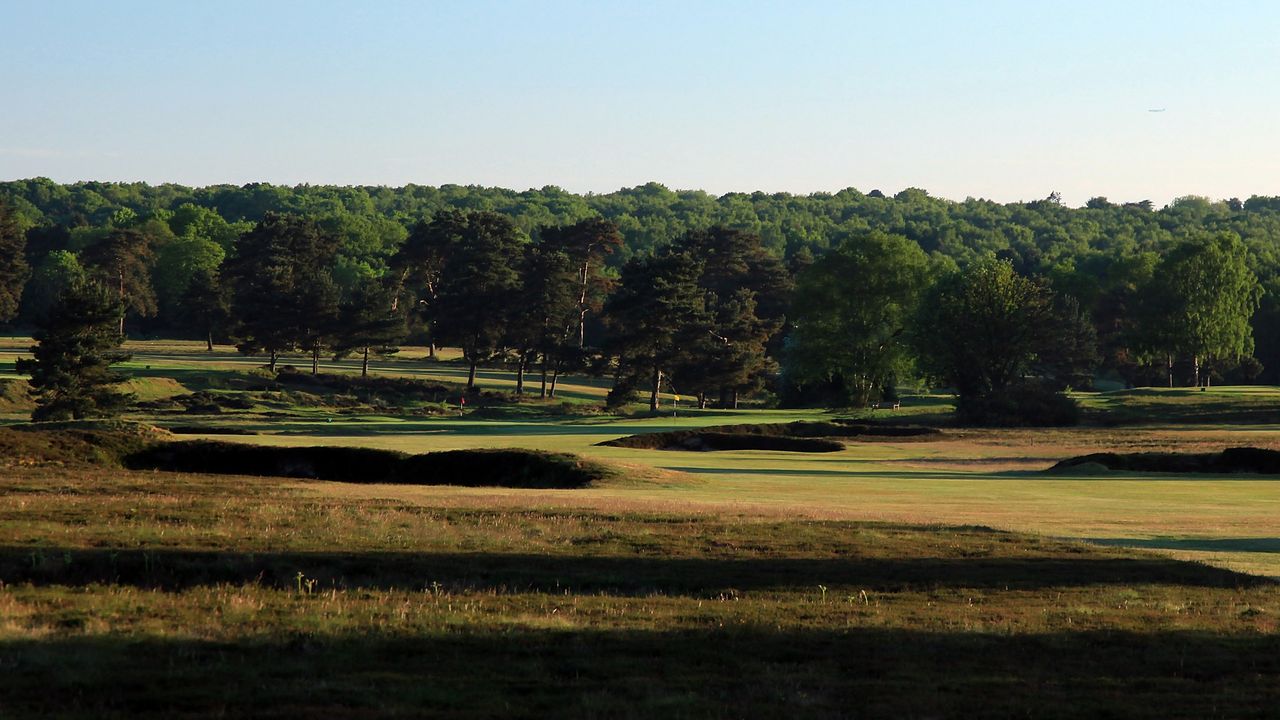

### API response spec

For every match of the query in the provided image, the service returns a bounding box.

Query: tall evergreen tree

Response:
[0,202,30,323]
[425,212,525,389]
[180,268,230,351]
[604,250,710,412]
[81,228,156,335]
[539,217,622,347]
[507,245,579,396]
[224,213,341,371]
[673,227,792,408]
[332,277,406,377]
[390,211,464,357]
[16,280,133,421]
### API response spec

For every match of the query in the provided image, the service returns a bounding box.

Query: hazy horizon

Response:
[5,1,1279,207]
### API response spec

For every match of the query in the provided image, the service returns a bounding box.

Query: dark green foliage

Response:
[507,244,580,395]
[11,179,1280,399]
[19,250,86,322]
[955,381,1082,427]
[604,249,710,411]
[414,212,525,387]
[911,259,1096,425]
[0,202,30,323]
[79,228,156,334]
[224,213,341,371]
[331,276,406,377]
[785,230,929,406]
[179,268,230,350]
[601,421,938,450]
[671,227,793,408]
[538,217,623,347]
[124,442,613,488]
[15,281,134,421]
[1052,447,1280,474]
[913,258,1097,400]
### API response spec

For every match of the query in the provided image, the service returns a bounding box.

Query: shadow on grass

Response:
[5,547,1269,594]
[217,420,734,437]
[663,464,1280,482]
[3,628,1277,718]
[1089,537,1280,554]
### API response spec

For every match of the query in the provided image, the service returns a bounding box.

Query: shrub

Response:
[955,382,1080,427]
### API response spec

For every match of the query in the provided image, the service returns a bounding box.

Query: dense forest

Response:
[2,178,1277,420]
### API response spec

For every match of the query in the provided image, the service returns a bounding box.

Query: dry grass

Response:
[1,464,1277,717]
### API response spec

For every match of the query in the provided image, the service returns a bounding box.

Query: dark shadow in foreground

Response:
[4,546,1269,594]
[2,628,1277,718]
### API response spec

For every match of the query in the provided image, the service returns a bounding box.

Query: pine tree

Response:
[332,277,406,377]
[425,212,524,389]
[81,228,156,336]
[181,268,230,351]
[0,202,30,323]
[224,213,341,372]
[604,250,710,412]
[16,281,133,421]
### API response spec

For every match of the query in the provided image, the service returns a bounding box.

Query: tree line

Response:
[0,181,1267,422]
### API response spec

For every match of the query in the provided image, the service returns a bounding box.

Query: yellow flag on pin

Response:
[674,395,681,402]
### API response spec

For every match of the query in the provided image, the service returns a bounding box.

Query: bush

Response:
[955,383,1080,427]
[123,441,613,489]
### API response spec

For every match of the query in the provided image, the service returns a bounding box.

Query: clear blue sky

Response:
[3,0,1278,206]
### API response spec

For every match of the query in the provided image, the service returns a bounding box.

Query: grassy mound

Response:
[0,378,35,413]
[1050,447,1280,474]
[600,420,936,452]
[124,441,613,488]
[273,367,453,400]
[0,421,167,467]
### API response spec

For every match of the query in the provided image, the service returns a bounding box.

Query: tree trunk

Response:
[361,346,370,377]
[730,389,739,409]
[540,355,549,398]
[697,392,707,410]
[206,329,214,352]
[1167,355,1174,388]
[311,343,319,375]
[1193,355,1201,387]
[549,364,561,398]
[118,269,126,337]
[515,353,527,395]
[649,367,662,413]
[578,262,589,348]
[467,358,478,389]
[428,343,436,359]
[269,350,278,373]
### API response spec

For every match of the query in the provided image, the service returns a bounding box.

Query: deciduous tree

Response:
[786,231,928,407]
[1133,232,1262,387]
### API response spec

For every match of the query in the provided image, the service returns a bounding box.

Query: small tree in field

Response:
[16,281,133,421]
